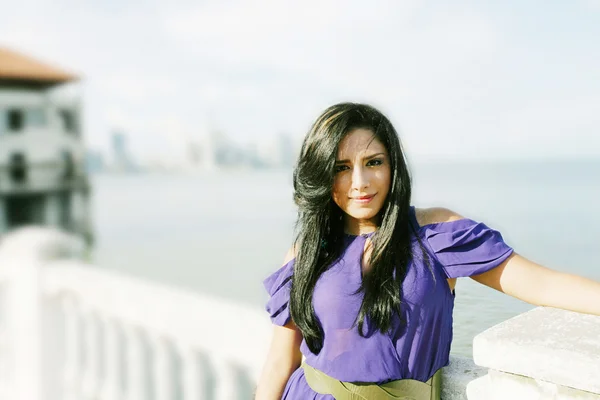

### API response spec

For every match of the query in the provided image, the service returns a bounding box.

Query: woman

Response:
[255,103,600,400]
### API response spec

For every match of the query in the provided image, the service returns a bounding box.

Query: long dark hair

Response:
[290,102,432,354]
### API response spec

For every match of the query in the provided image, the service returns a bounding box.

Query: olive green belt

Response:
[301,361,442,400]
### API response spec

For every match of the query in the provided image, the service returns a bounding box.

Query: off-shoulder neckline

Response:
[341,207,477,238]
[409,206,476,231]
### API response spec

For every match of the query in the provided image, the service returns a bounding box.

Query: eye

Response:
[334,165,349,173]
[367,159,383,167]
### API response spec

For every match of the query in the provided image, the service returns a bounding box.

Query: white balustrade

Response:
[99,317,122,400]
[0,226,479,400]
[179,344,204,400]
[152,335,175,400]
[4,226,598,400]
[124,325,146,400]
[0,329,9,397]
[0,279,9,395]
[62,297,82,400]
[81,310,101,400]
[212,358,238,400]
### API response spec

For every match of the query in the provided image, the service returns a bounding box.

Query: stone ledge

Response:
[473,307,600,394]
[489,370,600,400]
[465,375,490,400]
[442,355,488,400]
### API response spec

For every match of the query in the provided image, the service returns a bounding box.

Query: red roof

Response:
[0,47,79,85]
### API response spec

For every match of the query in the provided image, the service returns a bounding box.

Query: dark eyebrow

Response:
[335,152,385,164]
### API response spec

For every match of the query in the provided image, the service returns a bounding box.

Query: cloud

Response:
[102,73,178,103]
[582,0,600,10]
[1,0,598,161]
[159,1,504,150]
[161,1,497,99]
[162,1,421,89]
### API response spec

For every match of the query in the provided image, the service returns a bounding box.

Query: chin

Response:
[345,207,381,221]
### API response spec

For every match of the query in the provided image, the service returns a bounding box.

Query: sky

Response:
[2,0,599,163]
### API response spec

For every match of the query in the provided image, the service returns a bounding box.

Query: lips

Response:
[352,194,376,203]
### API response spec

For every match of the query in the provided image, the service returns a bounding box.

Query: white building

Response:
[0,47,93,245]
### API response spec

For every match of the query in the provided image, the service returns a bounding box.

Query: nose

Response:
[351,165,369,192]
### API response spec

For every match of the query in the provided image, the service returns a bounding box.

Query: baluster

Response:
[63,297,82,400]
[124,326,146,400]
[81,311,100,399]
[0,330,8,390]
[178,345,203,400]
[212,358,237,400]
[151,335,174,400]
[99,317,121,400]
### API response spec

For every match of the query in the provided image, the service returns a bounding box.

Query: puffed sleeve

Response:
[423,218,514,279]
[262,258,295,326]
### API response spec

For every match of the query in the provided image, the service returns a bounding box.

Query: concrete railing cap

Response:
[473,307,600,394]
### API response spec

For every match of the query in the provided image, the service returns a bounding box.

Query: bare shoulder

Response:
[414,207,465,227]
[283,244,298,264]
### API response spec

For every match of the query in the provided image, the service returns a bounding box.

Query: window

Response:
[59,109,77,134]
[58,191,72,230]
[0,110,6,135]
[61,150,75,179]
[6,195,45,227]
[7,109,24,132]
[9,152,27,183]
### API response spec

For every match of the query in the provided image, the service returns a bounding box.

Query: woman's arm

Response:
[421,207,600,316]
[255,247,302,399]
[471,252,600,316]
[255,321,303,399]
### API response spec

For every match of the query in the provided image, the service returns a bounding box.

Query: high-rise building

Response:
[111,131,136,172]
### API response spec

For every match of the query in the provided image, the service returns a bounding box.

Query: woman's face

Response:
[332,128,391,230]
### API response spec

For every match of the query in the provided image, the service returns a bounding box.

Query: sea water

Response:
[90,158,600,357]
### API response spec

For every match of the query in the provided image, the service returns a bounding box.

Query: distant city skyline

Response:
[86,129,301,173]
[2,0,599,163]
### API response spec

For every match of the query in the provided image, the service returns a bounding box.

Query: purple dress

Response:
[263,206,514,399]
